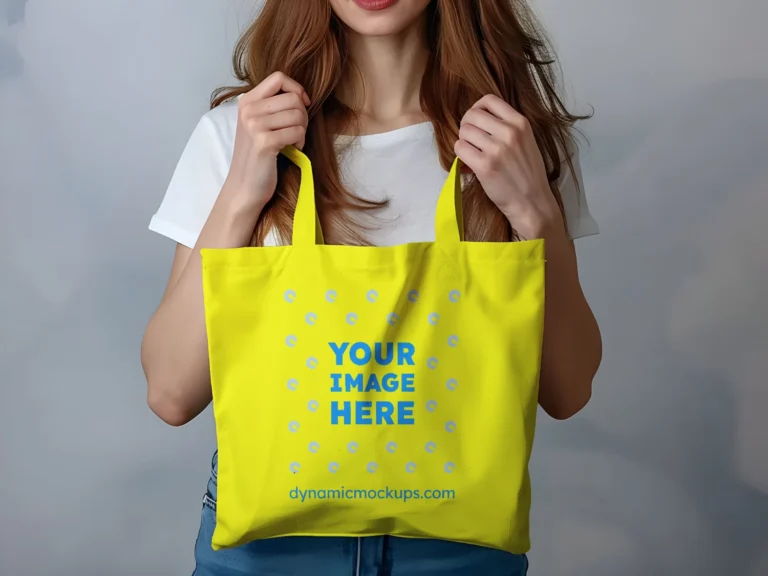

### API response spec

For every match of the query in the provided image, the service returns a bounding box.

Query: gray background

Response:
[1,0,766,574]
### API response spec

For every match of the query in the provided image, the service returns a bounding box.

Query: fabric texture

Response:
[200,146,546,553]
[149,97,599,249]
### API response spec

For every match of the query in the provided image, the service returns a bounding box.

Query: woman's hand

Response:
[227,71,311,210]
[454,95,563,239]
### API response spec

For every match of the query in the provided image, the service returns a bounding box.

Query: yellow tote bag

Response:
[201,146,545,554]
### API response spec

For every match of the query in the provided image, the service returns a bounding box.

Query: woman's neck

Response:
[339,19,430,134]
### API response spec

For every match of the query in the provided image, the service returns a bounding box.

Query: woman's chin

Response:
[332,0,432,38]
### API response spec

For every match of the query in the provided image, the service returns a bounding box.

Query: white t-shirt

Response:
[149,97,598,248]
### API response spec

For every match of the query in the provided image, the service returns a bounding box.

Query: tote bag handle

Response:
[280,145,464,247]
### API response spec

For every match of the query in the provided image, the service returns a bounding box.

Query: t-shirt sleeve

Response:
[557,139,599,240]
[148,113,232,248]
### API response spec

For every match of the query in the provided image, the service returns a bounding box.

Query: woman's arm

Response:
[141,72,311,426]
[535,224,602,419]
[141,186,265,426]
[455,95,602,419]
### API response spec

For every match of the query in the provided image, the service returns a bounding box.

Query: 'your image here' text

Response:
[329,342,416,426]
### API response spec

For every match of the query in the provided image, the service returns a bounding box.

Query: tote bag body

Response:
[201,146,545,553]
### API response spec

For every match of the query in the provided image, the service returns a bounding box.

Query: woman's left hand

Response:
[455,95,564,239]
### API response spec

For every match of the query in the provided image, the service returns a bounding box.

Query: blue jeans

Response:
[193,452,529,575]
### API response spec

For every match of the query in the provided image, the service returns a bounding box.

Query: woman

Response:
[142,0,602,573]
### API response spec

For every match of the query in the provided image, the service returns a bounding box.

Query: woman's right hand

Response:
[227,71,311,208]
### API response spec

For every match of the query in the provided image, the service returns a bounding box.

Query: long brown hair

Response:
[212,0,588,245]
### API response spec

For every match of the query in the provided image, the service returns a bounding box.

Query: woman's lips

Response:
[353,0,399,11]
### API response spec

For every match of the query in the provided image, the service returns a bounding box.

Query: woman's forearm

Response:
[534,223,602,419]
[141,181,265,426]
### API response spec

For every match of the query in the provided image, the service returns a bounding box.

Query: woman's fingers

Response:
[458,122,497,153]
[246,71,310,106]
[252,92,309,119]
